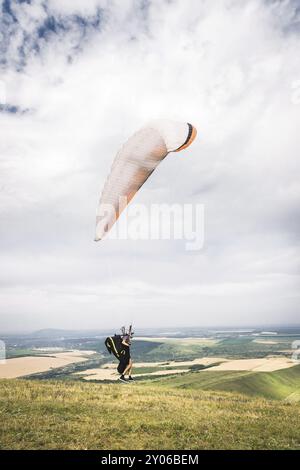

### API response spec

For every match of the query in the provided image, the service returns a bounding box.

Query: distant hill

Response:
[0,378,299,449]
[30,329,107,339]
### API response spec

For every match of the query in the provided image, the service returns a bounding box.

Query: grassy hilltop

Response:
[1,377,300,450]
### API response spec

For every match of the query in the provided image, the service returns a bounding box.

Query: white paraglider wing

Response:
[95,119,197,241]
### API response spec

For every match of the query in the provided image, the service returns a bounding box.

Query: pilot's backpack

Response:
[104,335,123,360]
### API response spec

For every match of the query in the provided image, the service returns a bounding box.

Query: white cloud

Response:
[47,0,108,17]
[0,0,299,331]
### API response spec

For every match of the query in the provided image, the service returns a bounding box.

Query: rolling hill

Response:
[147,364,300,401]
[0,377,299,450]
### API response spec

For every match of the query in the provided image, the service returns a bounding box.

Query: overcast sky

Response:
[0,0,299,332]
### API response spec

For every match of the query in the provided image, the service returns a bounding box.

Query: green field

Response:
[0,378,300,450]
[6,349,52,359]
[150,365,300,401]
[129,336,297,362]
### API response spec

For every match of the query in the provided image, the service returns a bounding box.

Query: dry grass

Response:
[0,378,299,450]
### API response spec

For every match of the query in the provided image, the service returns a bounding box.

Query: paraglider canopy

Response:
[95,119,197,241]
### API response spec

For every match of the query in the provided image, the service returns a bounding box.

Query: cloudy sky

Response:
[0,0,299,332]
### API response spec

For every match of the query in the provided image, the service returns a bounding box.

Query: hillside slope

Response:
[0,379,299,450]
[152,365,300,401]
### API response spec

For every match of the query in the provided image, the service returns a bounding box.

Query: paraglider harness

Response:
[105,326,133,374]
